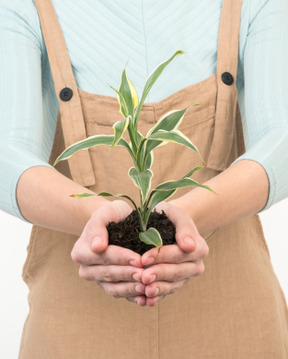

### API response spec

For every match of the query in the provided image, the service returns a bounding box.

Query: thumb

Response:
[163,204,201,253]
[89,233,109,253]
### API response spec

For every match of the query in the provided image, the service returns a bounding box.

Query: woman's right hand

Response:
[71,200,147,306]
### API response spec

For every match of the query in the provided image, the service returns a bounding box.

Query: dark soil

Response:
[107,210,176,255]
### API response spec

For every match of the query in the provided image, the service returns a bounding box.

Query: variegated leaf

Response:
[118,68,139,117]
[146,129,201,158]
[112,115,131,148]
[144,108,189,160]
[144,151,154,170]
[134,50,184,125]
[109,84,128,118]
[139,227,163,248]
[146,108,188,138]
[155,177,214,192]
[128,167,153,202]
[144,189,176,223]
[70,193,96,198]
[183,165,205,178]
[96,192,138,211]
[54,135,132,166]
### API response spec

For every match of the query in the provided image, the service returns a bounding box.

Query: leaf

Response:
[118,68,139,116]
[134,50,184,125]
[54,135,132,166]
[96,192,138,211]
[128,167,153,203]
[112,115,131,148]
[147,129,200,156]
[127,77,139,111]
[144,108,189,158]
[139,227,163,248]
[108,84,128,118]
[144,151,154,170]
[146,108,188,138]
[155,177,214,192]
[183,165,205,178]
[70,193,96,198]
[144,189,176,223]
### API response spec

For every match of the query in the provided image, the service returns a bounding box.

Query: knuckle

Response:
[100,255,111,266]
[169,287,177,295]
[198,244,209,259]
[101,269,112,282]
[71,248,81,263]
[78,266,91,280]
[175,268,185,281]
[106,287,120,298]
[173,251,183,263]
[195,262,205,276]
[106,287,115,297]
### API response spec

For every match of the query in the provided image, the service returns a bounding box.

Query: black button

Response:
[60,87,73,101]
[221,72,234,86]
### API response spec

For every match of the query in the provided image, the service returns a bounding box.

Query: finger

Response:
[141,261,205,284]
[146,296,165,307]
[82,207,112,254]
[126,295,147,306]
[141,243,208,266]
[145,279,189,298]
[85,201,132,254]
[97,281,146,299]
[72,244,142,267]
[163,205,203,253]
[79,265,144,283]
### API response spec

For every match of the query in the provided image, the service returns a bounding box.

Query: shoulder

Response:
[246,0,287,23]
[0,0,43,47]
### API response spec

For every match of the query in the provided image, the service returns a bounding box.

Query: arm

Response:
[0,3,144,303]
[72,0,288,307]
[170,160,269,235]
[140,0,288,305]
[0,2,105,236]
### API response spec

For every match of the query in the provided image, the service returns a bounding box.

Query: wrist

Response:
[168,193,206,234]
[76,195,109,232]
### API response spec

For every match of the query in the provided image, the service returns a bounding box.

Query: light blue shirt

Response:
[1,0,288,221]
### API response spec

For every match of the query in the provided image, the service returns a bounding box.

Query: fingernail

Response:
[135,284,144,293]
[132,273,139,281]
[154,288,159,296]
[184,237,195,246]
[148,274,156,283]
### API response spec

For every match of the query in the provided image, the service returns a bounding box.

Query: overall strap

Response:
[207,0,243,171]
[34,0,95,187]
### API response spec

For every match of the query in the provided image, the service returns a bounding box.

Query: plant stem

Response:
[128,125,137,154]
[138,211,147,232]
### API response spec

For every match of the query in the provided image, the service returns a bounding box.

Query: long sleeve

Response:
[234,0,288,210]
[1,0,288,220]
[0,0,56,221]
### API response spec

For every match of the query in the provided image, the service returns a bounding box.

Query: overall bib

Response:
[19,0,288,357]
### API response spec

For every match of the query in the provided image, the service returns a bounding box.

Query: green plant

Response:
[54,50,213,250]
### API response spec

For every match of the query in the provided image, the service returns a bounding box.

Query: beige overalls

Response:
[19,0,288,357]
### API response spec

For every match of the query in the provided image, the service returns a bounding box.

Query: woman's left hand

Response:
[141,202,209,306]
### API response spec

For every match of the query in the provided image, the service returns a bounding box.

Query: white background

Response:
[0,202,288,358]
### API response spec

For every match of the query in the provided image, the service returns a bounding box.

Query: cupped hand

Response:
[141,201,209,306]
[71,200,147,306]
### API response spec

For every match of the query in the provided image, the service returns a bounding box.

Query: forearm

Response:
[169,160,269,234]
[17,166,107,236]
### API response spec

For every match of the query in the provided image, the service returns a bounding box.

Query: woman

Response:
[0,0,288,357]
